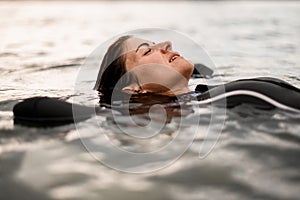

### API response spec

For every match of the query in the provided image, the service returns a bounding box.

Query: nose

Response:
[154,41,173,53]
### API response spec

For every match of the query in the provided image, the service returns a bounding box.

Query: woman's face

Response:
[122,37,194,94]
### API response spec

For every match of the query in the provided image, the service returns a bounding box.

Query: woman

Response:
[95,35,300,111]
[94,35,196,105]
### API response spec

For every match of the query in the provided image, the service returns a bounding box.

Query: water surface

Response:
[1,1,300,200]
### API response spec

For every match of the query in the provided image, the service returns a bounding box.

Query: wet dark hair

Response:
[94,35,133,105]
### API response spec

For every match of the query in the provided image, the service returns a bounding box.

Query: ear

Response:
[121,83,141,94]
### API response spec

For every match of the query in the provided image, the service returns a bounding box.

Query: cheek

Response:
[139,54,166,66]
[125,56,138,71]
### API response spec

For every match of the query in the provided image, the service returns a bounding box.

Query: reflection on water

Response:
[1,1,300,200]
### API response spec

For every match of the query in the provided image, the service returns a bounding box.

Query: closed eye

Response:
[143,48,152,55]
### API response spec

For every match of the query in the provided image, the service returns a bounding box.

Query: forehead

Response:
[124,37,154,52]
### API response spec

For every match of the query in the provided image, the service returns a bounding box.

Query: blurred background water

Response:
[1,1,300,200]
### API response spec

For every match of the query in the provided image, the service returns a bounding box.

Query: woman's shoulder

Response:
[194,77,300,111]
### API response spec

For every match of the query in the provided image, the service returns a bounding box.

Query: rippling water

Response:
[1,1,300,200]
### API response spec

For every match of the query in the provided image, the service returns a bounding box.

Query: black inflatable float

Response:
[13,77,300,127]
[13,97,94,127]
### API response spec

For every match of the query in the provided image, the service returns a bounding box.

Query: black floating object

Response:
[192,63,214,78]
[13,97,94,127]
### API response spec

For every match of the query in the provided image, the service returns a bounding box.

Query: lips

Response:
[169,53,180,63]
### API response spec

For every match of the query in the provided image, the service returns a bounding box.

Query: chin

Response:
[170,58,194,80]
[180,60,194,79]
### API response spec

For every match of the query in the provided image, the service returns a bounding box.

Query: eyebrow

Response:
[135,43,150,52]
